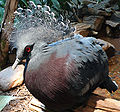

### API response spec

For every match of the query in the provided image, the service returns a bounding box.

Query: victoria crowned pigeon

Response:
[10,3,118,112]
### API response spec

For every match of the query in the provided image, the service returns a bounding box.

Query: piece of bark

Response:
[0,65,24,91]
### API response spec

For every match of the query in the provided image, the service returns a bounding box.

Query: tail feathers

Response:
[99,77,118,93]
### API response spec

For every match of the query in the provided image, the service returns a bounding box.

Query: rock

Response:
[88,8,112,17]
[87,0,110,10]
[94,16,105,31]
[105,11,120,37]
[106,26,113,37]
[109,0,119,5]
[74,23,99,36]
[97,9,112,16]
[91,30,98,35]
[0,65,24,91]
[96,39,116,58]
[114,11,120,18]
[75,23,91,36]
[106,20,120,28]
[83,16,105,31]
[111,4,119,11]
[106,11,120,27]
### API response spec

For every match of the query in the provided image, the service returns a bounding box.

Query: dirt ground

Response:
[1,84,34,112]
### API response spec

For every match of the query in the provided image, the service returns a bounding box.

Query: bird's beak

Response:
[12,58,21,70]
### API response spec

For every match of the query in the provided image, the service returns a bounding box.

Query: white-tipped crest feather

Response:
[9,3,75,51]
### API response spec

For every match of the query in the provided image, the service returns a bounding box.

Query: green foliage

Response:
[0,7,4,23]
[0,0,120,25]
[51,0,60,10]
[0,0,5,24]
[18,0,28,7]
[0,96,17,111]
[31,0,42,5]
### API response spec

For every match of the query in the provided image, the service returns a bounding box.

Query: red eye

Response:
[26,47,31,52]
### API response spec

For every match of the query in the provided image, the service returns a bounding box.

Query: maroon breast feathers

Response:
[25,52,74,100]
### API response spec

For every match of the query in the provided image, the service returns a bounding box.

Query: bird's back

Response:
[25,36,109,111]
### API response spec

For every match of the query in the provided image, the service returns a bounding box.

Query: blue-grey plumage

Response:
[21,36,117,112]
[10,4,118,111]
[10,32,118,111]
[10,34,118,112]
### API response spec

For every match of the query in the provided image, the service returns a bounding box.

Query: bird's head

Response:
[12,43,34,70]
[10,28,36,69]
[10,26,58,70]
[9,4,75,70]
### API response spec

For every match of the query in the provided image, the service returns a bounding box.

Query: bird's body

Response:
[10,4,118,111]
[24,36,110,111]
